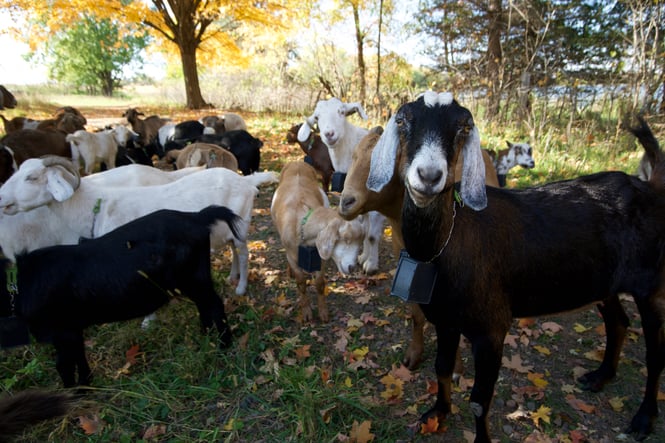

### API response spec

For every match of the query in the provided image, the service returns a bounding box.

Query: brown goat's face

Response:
[339,132,382,219]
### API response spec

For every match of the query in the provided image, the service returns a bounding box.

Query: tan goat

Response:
[165,142,239,172]
[271,162,366,323]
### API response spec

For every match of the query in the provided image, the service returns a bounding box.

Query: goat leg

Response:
[577,295,628,392]
[625,296,665,440]
[403,303,426,370]
[420,326,460,428]
[466,332,506,443]
[53,330,91,388]
[314,265,329,323]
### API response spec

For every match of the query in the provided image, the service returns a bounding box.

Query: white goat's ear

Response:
[461,126,487,211]
[343,102,368,120]
[315,220,338,260]
[297,119,313,143]
[366,115,399,192]
[45,166,76,202]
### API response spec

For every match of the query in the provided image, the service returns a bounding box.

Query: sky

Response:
[0,5,428,86]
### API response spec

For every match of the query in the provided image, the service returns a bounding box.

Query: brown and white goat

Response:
[366,91,665,443]
[165,142,239,172]
[271,161,366,323]
[286,123,334,191]
[122,108,170,148]
[485,140,535,186]
[339,128,499,371]
[0,129,73,183]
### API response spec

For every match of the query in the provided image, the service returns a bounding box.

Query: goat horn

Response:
[41,155,80,190]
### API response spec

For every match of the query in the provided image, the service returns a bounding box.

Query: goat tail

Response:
[631,115,662,165]
[197,205,244,241]
[244,170,280,188]
[630,116,665,189]
[0,390,73,442]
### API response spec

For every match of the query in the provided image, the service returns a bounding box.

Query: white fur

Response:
[0,158,279,298]
[494,141,535,175]
[297,97,384,274]
[66,126,132,174]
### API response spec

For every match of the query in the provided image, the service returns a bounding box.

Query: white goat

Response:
[0,157,278,299]
[0,164,204,262]
[66,126,133,175]
[297,98,385,274]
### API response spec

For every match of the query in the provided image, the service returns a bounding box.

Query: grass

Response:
[1,89,663,442]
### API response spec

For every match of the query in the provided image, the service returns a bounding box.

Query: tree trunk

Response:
[179,43,210,109]
[352,3,366,105]
[485,0,503,119]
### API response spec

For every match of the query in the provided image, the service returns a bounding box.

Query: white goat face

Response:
[0,159,56,214]
[299,98,367,150]
[510,142,535,169]
[317,216,365,275]
[113,125,131,147]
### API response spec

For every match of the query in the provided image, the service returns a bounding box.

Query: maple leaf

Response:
[502,353,533,373]
[426,379,438,395]
[78,414,103,435]
[569,429,587,443]
[540,321,563,334]
[391,364,413,382]
[380,374,404,402]
[349,420,375,443]
[419,416,446,435]
[530,405,551,427]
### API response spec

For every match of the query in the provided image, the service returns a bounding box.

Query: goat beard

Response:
[405,180,439,208]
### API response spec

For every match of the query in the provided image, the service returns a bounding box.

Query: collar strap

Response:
[299,208,314,242]
[5,263,17,296]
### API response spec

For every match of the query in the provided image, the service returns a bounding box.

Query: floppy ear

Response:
[45,165,77,202]
[460,125,487,211]
[315,219,340,260]
[297,116,314,143]
[366,115,399,192]
[343,102,368,120]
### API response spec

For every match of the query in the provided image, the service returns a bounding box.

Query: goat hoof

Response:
[625,413,655,441]
[577,369,613,392]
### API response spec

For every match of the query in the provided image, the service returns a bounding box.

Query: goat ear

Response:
[297,118,313,143]
[315,219,339,260]
[506,140,513,148]
[461,125,488,211]
[45,166,77,202]
[343,102,368,120]
[366,115,398,192]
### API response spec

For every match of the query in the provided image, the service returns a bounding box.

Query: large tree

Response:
[0,0,303,109]
[47,15,148,96]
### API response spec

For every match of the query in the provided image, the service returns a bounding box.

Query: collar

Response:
[299,208,314,242]
[90,198,102,238]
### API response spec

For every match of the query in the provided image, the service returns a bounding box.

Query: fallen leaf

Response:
[530,405,551,427]
[541,321,563,333]
[78,414,103,435]
[565,394,596,414]
[349,420,375,443]
[391,364,413,382]
[143,424,166,439]
[294,344,311,360]
[419,416,446,435]
[609,396,626,412]
[532,345,551,355]
[380,374,404,402]
[527,372,548,388]
[502,354,534,373]
[573,323,590,333]
[125,344,141,364]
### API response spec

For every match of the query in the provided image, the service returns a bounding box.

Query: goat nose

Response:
[340,196,356,212]
[417,166,443,186]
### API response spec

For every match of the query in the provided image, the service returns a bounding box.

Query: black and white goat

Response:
[366,91,665,443]
[1,205,241,388]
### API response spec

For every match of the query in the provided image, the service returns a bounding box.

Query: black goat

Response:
[366,91,665,442]
[196,130,262,175]
[1,205,241,388]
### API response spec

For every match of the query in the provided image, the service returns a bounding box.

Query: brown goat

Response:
[0,85,16,110]
[165,142,239,172]
[366,91,665,442]
[0,129,72,183]
[286,123,334,191]
[123,108,170,148]
[339,128,499,371]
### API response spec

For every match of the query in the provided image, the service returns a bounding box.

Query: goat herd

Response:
[0,85,663,443]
